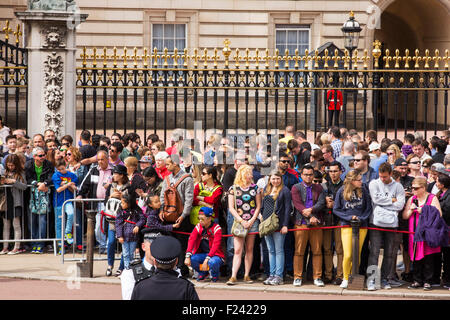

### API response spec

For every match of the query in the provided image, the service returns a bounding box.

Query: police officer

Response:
[121,228,160,299]
[131,235,199,300]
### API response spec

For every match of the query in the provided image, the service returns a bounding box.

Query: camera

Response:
[413,198,419,207]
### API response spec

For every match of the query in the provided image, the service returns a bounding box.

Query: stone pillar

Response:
[15,6,87,140]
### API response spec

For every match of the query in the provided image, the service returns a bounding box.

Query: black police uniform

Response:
[131,269,199,300]
[130,235,199,300]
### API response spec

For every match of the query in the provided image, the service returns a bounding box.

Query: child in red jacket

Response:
[184,207,224,282]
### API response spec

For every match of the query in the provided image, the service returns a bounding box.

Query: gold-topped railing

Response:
[77,39,449,72]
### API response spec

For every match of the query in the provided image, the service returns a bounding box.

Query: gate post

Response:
[15,1,87,140]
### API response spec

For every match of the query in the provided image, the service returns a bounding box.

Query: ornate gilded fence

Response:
[0,21,27,131]
[77,39,449,142]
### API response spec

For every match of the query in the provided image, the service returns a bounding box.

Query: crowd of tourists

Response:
[0,117,449,292]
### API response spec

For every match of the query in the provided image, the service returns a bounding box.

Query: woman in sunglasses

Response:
[191,166,223,226]
[403,177,443,290]
[332,169,372,289]
[386,144,402,169]
[407,154,424,178]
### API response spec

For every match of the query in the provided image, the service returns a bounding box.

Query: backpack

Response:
[162,174,190,223]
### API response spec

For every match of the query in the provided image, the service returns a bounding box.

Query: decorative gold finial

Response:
[132,47,139,67]
[352,49,358,69]
[152,48,159,67]
[443,49,449,69]
[323,49,331,69]
[362,49,370,69]
[13,24,22,44]
[349,11,355,18]
[234,48,241,68]
[101,47,109,66]
[90,48,99,66]
[403,49,411,69]
[393,49,401,69]
[313,49,320,69]
[182,48,189,67]
[254,49,261,69]
[81,47,87,66]
[264,49,270,69]
[212,48,218,68]
[332,49,340,68]
[413,49,422,69]
[372,40,382,68]
[244,48,251,68]
[432,49,441,69]
[192,48,200,68]
[3,21,12,41]
[122,47,130,67]
[162,48,169,67]
[343,49,350,69]
[423,49,431,69]
[293,49,300,69]
[383,49,392,68]
[283,49,290,69]
[172,48,180,68]
[111,47,119,66]
[142,48,149,67]
[222,39,231,68]
[201,48,209,68]
[273,49,282,69]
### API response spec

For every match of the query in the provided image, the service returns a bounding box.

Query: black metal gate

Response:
[0,21,27,132]
[76,40,449,142]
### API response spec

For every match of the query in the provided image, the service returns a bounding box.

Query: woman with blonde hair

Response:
[261,170,292,285]
[386,144,402,168]
[332,169,372,288]
[403,176,443,290]
[226,164,262,285]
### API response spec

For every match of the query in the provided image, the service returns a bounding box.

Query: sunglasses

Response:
[313,180,322,183]
[412,186,422,190]
[409,161,420,165]
[36,154,45,158]
[201,172,209,176]
[354,159,364,162]
[280,160,290,163]
[66,153,72,156]
[387,152,394,156]
[422,165,429,168]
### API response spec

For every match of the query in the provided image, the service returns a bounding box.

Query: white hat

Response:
[155,151,169,161]
[369,142,381,152]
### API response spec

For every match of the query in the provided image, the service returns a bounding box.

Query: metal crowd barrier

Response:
[0,184,59,256]
[60,197,122,264]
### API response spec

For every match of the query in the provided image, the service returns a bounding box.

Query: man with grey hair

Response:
[78,149,114,254]
[336,140,355,179]
[25,146,54,253]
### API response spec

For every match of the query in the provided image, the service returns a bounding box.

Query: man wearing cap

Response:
[428,163,448,195]
[131,235,199,300]
[121,228,180,300]
[185,207,224,282]
[369,142,381,161]
[139,155,153,171]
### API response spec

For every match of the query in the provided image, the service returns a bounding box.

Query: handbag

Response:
[259,195,279,237]
[190,183,220,225]
[230,185,248,238]
[29,187,50,215]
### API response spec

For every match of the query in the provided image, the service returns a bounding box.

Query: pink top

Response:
[408,194,441,261]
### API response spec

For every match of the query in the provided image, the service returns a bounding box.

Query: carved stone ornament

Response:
[43,51,64,135]
[41,26,66,48]
[28,0,76,11]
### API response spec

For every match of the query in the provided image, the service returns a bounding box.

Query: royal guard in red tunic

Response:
[327,89,343,127]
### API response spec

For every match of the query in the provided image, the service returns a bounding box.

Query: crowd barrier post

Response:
[348,218,365,290]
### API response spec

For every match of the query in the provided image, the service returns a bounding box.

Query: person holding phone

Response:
[332,170,372,289]
[403,177,442,291]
